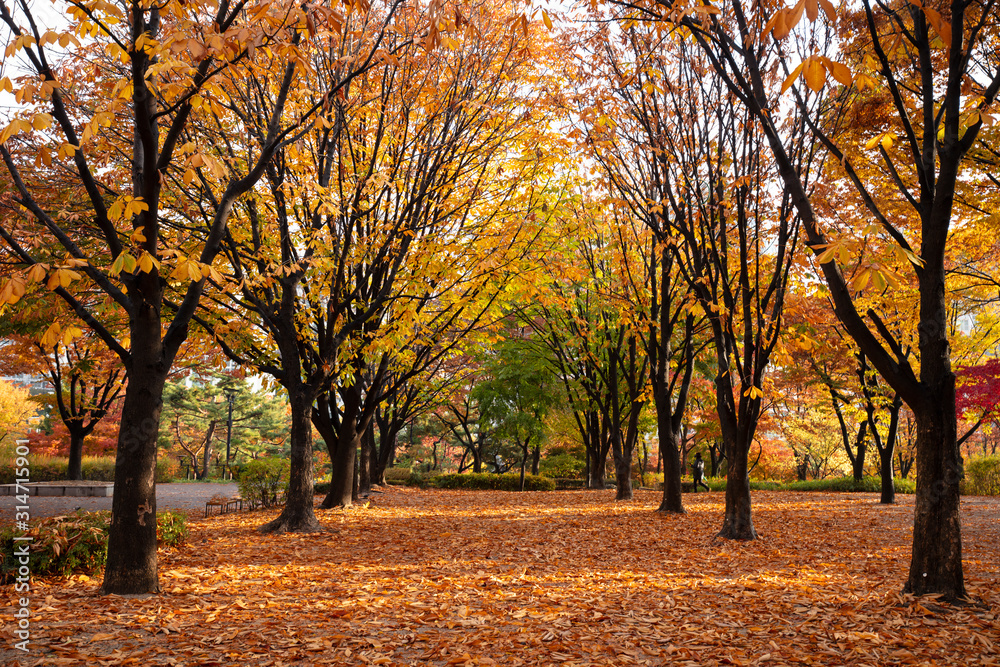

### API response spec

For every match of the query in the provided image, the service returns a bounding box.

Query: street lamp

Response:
[223,386,237,478]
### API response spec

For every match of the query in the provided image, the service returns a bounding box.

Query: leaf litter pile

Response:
[3,488,998,666]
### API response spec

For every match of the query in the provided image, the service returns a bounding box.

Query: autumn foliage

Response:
[1,488,997,666]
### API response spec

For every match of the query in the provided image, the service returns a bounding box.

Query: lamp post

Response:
[223,386,237,479]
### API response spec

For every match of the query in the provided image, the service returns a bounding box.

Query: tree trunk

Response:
[589,444,607,489]
[260,385,320,533]
[519,437,528,492]
[324,422,358,508]
[100,361,166,595]
[201,421,216,480]
[358,423,374,496]
[472,446,482,473]
[905,395,964,597]
[67,428,85,481]
[614,454,633,500]
[717,384,758,540]
[657,420,684,513]
[796,453,809,482]
[879,445,895,505]
[719,462,756,540]
[322,384,365,509]
[852,424,868,482]
[708,440,724,477]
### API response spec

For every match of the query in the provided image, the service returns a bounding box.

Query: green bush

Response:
[155,458,178,483]
[0,510,188,582]
[0,454,64,483]
[78,457,115,481]
[383,467,414,484]
[235,457,290,508]
[780,476,915,493]
[313,480,330,495]
[427,472,556,491]
[964,456,1000,496]
[0,455,176,484]
[539,453,586,479]
[156,510,189,546]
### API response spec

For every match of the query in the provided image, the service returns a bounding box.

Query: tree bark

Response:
[321,383,368,509]
[657,417,685,513]
[716,377,758,540]
[905,380,964,597]
[67,428,85,481]
[100,354,166,594]
[260,384,320,533]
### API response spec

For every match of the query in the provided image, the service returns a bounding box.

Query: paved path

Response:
[0,482,239,525]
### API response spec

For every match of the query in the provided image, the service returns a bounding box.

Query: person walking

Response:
[692,452,710,492]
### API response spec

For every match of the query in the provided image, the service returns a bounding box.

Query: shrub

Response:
[427,472,556,491]
[79,456,115,481]
[155,457,178,483]
[964,456,1000,496]
[0,510,188,582]
[156,510,189,547]
[0,454,66,483]
[383,467,414,484]
[0,455,149,483]
[782,476,915,493]
[235,457,290,508]
[539,453,586,479]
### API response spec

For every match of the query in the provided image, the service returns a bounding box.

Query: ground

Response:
[2,488,998,666]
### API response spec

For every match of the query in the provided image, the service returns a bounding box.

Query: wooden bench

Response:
[205,495,244,517]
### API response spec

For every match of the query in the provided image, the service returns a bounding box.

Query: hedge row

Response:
[964,456,1000,496]
[426,472,556,491]
[0,510,188,582]
[0,456,175,484]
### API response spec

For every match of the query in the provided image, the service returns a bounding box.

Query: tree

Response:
[644,0,1000,599]
[0,378,35,450]
[36,336,125,480]
[587,24,807,538]
[159,376,288,478]
[475,332,556,491]
[198,0,552,514]
[0,0,335,592]
[579,21,714,512]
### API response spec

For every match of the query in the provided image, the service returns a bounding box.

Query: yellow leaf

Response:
[786,0,806,32]
[851,268,871,292]
[815,243,839,264]
[771,11,792,40]
[805,0,818,21]
[804,58,826,92]
[781,62,805,94]
[27,264,48,282]
[818,0,836,20]
[46,268,81,290]
[542,10,553,31]
[40,323,61,348]
[62,326,83,346]
[32,112,53,130]
[138,251,160,273]
[0,277,26,305]
[827,60,852,86]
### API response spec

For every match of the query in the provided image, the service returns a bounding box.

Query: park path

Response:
[0,482,239,525]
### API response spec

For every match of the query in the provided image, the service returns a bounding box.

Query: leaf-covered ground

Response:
[3,488,998,666]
